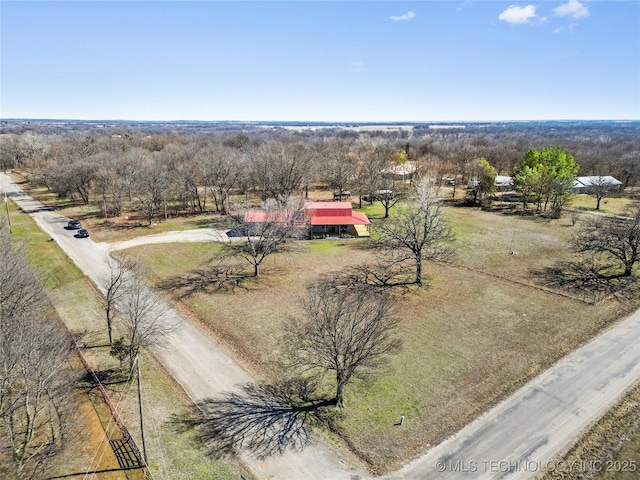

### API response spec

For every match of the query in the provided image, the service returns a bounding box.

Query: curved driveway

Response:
[104,228,231,251]
[3,172,640,480]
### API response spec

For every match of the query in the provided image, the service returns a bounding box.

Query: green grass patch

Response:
[8,199,84,290]
[356,201,388,220]
[568,194,636,216]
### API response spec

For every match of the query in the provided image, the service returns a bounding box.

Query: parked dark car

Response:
[67,219,81,229]
[75,229,89,238]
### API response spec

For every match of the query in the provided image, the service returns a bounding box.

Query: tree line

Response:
[1,122,638,224]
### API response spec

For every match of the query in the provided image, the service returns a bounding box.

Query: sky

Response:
[1,0,639,122]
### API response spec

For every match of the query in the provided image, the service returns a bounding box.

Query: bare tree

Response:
[376,181,455,286]
[618,151,640,189]
[321,139,357,196]
[0,226,79,480]
[588,176,619,211]
[0,134,41,171]
[573,203,640,277]
[117,275,175,374]
[200,142,243,214]
[356,139,390,206]
[134,158,168,225]
[100,255,138,346]
[220,200,306,277]
[249,141,311,205]
[44,136,99,204]
[288,281,401,408]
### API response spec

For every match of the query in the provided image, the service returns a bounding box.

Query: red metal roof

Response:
[305,201,371,225]
[245,202,371,227]
[305,202,353,217]
[307,201,352,209]
[244,211,293,223]
[309,211,370,226]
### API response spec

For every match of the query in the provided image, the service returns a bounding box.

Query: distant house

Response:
[381,162,417,180]
[495,175,513,191]
[305,202,371,238]
[243,201,371,239]
[362,190,395,203]
[468,175,512,191]
[571,176,622,194]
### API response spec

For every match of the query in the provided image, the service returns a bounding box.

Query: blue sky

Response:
[1,1,639,121]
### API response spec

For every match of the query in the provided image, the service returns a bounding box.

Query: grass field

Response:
[124,202,639,473]
[13,176,640,474]
[8,198,250,480]
[568,193,638,216]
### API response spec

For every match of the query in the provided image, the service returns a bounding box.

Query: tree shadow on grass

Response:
[171,380,335,459]
[158,262,255,298]
[530,259,639,303]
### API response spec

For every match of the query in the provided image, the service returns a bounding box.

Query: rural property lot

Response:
[6,173,640,477]
[125,205,639,473]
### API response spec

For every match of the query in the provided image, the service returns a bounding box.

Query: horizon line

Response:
[2,118,639,124]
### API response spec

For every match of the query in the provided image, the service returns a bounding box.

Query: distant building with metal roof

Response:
[571,176,622,194]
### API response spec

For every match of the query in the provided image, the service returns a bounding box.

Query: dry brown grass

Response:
[127,204,640,473]
[16,177,639,473]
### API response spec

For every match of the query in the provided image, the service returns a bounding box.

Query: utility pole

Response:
[4,194,11,234]
[136,356,147,465]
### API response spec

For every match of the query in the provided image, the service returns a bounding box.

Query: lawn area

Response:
[568,193,637,216]
[124,204,640,473]
[444,205,576,281]
[7,197,249,480]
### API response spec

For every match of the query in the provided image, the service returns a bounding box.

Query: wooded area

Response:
[1,121,638,228]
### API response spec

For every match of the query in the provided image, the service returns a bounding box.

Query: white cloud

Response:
[390,11,416,21]
[457,1,473,12]
[498,5,538,24]
[346,62,367,73]
[554,0,589,19]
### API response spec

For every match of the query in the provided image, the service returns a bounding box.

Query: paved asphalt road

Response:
[389,306,640,479]
[3,172,640,480]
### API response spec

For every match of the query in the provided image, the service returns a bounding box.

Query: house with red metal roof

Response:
[305,201,370,238]
[243,201,371,238]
